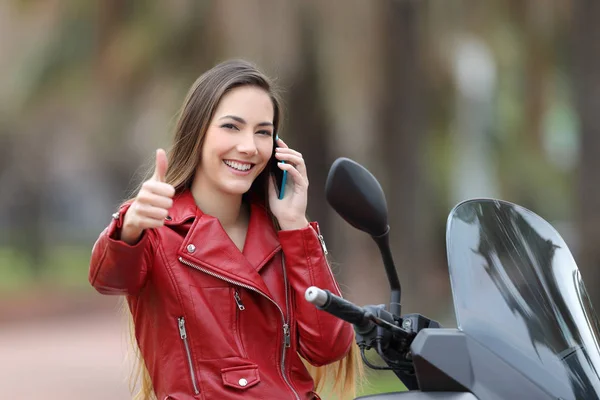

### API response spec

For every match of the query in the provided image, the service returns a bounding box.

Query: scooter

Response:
[304,157,600,400]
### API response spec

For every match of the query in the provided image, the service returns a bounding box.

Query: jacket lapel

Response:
[243,202,281,272]
[171,190,280,297]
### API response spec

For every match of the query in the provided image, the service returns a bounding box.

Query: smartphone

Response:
[271,135,288,200]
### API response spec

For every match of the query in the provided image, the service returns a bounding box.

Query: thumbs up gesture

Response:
[120,149,176,244]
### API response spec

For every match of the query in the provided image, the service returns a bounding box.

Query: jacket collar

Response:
[169,190,280,296]
[165,189,198,224]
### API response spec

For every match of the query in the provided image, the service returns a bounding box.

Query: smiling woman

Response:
[87,59,363,400]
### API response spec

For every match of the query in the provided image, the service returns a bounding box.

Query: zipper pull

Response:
[234,290,245,311]
[178,317,187,339]
[317,234,328,255]
[283,324,291,348]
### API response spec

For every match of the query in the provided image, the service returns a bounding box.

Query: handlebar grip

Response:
[305,286,374,334]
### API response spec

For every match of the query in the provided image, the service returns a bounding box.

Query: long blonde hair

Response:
[121,59,364,399]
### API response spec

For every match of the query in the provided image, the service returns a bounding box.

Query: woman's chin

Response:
[220,182,253,196]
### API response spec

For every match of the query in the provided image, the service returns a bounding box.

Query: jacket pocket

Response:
[189,286,238,360]
[177,316,200,395]
[232,288,248,358]
[221,364,260,390]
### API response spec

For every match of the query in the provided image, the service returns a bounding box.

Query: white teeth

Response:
[224,160,252,171]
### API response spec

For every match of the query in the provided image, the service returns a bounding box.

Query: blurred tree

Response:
[573,0,600,308]
[378,0,433,313]
[283,7,331,231]
[308,0,392,306]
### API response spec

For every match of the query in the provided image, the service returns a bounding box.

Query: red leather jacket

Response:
[88,190,354,399]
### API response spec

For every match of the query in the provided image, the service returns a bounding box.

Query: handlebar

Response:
[305,286,375,334]
[305,286,407,337]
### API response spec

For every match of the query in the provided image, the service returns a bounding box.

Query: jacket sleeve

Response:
[278,221,354,366]
[88,203,155,296]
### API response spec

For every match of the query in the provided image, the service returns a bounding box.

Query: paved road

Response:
[0,311,131,399]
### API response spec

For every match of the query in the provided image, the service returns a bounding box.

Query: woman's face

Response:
[195,85,275,196]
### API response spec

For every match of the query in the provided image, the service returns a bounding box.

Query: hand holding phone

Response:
[267,136,310,230]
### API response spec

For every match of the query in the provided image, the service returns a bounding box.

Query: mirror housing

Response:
[325,157,389,237]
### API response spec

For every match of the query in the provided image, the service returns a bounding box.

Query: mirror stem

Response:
[372,227,402,317]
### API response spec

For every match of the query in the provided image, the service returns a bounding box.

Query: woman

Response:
[88,59,362,399]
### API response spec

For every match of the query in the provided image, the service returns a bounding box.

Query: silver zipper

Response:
[315,233,343,297]
[179,256,300,400]
[280,256,291,349]
[178,317,200,395]
[233,290,245,311]
[283,323,291,348]
[233,289,248,358]
[317,234,328,255]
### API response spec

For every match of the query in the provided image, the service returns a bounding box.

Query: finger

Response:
[127,204,165,229]
[274,151,304,164]
[137,191,174,209]
[275,136,289,149]
[274,152,307,176]
[274,147,301,157]
[278,162,307,188]
[136,203,170,220]
[152,148,168,182]
[143,180,176,198]
[275,149,304,163]
[137,216,166,230]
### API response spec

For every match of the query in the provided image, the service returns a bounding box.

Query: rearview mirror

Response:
[325,157,389,237]
[325,157,401,316]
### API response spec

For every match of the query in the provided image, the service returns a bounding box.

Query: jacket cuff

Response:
[277,221,336,295]
[105,202,148,248]
[277,221,327,255]
[88,203,151,293]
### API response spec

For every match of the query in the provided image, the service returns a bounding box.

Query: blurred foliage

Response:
[0,0,594,312]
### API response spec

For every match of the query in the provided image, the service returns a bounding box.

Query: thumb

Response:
[153,148,168,182]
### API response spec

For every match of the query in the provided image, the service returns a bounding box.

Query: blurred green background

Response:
[1,0,599,398]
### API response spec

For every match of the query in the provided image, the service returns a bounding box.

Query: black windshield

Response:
[446,199,600,399]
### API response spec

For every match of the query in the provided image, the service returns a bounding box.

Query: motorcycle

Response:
[304,157,600,400]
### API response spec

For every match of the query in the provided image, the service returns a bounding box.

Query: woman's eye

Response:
[221,123,238,130]
[257,130,272,136]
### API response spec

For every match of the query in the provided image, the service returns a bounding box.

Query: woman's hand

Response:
[120,149,175,244]
[268,138,310,230]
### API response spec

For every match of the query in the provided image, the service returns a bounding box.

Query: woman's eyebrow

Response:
[219,115,273,127]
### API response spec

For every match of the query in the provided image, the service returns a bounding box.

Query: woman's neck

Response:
[190,184,247,228]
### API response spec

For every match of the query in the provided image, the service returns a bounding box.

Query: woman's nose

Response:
[237,132,258,155]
